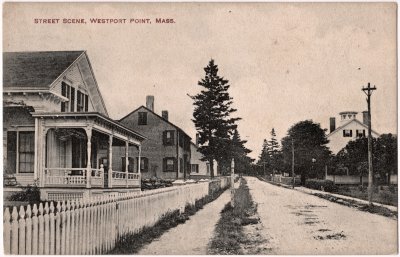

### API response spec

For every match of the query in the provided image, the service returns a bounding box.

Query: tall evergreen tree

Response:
[268,128,282,173]
[190,59,240,177]
[230,129,254,174]
[258,139,271,173]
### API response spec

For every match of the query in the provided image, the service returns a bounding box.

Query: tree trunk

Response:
[210,159,214,178]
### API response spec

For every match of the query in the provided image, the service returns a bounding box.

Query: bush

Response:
[9,185,41,203]
[305,179,338,193]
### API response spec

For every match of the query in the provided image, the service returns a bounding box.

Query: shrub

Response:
[389,185,396,193]
[305,179,338,193]
[9,185,41,203]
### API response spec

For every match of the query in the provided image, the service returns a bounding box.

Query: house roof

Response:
[327,118,380,137]
[119,105,192,139]
[4,51,84,88]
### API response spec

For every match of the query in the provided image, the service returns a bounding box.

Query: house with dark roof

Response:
[118,96,192,180]
[327,111,380,154]
[3,51,146,201]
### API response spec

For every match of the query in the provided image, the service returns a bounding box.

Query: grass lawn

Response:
[208,179,260,255]
[336,186,397,206]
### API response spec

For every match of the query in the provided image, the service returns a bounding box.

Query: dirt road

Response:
[247,177,397,255]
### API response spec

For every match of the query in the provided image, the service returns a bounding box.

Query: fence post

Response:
[4,208,11,254]
[11,206,19,254]
[44,203,50,255]
[25,205,32,255]
[38,203,44,254]
[31,204,38,255]
[18,206,26,255]
[49,202,55,255]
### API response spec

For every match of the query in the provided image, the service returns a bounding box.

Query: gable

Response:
[328,119,380,138]
[48,52,108,116]
[120,106,176,132]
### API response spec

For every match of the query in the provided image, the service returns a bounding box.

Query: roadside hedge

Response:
[305,179,338,193]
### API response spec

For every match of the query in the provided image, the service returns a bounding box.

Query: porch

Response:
[31,112,146,200]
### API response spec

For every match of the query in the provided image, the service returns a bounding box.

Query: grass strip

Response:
[108,187,227,254]
[208,179,258,255]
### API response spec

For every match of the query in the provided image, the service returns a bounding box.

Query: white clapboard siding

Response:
[3,179,226,255]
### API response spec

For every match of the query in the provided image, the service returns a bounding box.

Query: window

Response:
[179,158,184,173]
[191,164,199,173]
[356,129,366,138]
[163,130,175,146]
[179,132,184,147]
[343,129,352,137]
[77,90,89,112]
[136,157,148,172]
[163,157,176,172]
[138,112,147,125]
[61,82,75,112]
[121,157,135,172]
[6,131,35,174]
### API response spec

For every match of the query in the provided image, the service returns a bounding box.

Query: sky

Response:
[3,3,397,159]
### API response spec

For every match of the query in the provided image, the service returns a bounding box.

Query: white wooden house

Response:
[3,51,146,201]
[327,111,380,154]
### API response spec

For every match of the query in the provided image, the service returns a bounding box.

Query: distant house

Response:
[190,139,218,179]
[119,96,192,180]
[3,51,146,201]
[327,111,380,154]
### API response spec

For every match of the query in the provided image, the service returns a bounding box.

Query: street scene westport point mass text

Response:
[34,18,175,24]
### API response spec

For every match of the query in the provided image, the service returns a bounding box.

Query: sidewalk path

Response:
[138,189,231,255]
[295,186,398,212]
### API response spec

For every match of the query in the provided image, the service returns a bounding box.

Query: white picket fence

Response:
[3,182,210,255]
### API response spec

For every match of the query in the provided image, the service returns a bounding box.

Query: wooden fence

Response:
[3,182,210,255]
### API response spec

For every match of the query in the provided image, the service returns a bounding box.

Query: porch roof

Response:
[31,112,147,142]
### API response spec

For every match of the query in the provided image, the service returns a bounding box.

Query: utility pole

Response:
[292,138,295,189]
[362,82,377,205]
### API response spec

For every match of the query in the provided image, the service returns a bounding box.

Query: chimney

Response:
[195,133,200,146]
[329,117,336,133]
[146,95,154,111]
[162,110,169,121]
[362,111,369,125]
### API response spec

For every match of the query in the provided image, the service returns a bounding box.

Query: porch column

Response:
[85,126,92,189]
[108,135,113,188]
[125,141,129,188]
[40,126,49,188]
[34,118,38,181]
[138,145,141,175]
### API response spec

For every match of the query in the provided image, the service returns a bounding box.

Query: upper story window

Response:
[138,112,147,125]
[61,82,89,112]
[356,129,366,138]
[163,130,175,146]
[343,129,353,137]
[77,90,89,112]
[179,132,184,147]
[61,82,75,112]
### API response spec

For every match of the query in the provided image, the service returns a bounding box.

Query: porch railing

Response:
[112,171,140,187]
[44,167,104,188]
